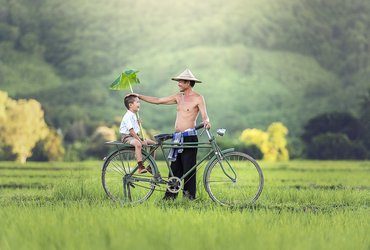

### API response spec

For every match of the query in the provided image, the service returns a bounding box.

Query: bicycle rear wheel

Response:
[102,148,157,204]
[204,151,264,207]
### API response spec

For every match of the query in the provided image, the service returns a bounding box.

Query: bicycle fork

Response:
[209,135,237,183]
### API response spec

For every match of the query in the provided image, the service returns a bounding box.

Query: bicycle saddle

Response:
[154,133,173,142]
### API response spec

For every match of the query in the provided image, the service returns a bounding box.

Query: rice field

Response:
[0,160,369,250]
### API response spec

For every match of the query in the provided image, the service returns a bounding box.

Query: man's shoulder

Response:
[173,93,183,100]
[192,91,204,100]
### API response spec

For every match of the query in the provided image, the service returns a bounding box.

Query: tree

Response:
[0,91,49,163]
[302,111,369,159]
[30,129,65,161]
[302,112,364,143]
[307,133,367,160]
[0,90,7,119]
[359,89,370,150]
[86,126,117,159]
[239,122,289,161]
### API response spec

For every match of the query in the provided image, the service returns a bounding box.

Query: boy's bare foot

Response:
[146,166,153,174]
[138,166,147,174]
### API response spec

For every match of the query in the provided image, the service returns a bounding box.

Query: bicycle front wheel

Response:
[204,151,264,207]
[102,148,157,204]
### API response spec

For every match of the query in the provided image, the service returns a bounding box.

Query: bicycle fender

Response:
[102,145,132,166]
[103,144,133,158]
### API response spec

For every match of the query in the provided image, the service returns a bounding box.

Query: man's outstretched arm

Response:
[131,93,177,105]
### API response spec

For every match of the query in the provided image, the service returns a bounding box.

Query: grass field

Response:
[0,160,369,250]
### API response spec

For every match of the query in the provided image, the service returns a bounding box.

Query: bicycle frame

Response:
[102,127,264,206]
[106,128,237,185]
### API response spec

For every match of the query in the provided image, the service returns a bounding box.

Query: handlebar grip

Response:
[195,123,205,130]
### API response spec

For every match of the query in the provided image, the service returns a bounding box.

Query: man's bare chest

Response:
[177,94,199,112]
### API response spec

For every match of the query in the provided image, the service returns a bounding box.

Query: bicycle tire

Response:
[204,151,264,207]
[102,148,157,204]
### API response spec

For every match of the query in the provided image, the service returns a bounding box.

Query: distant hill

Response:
[0,0,369,139]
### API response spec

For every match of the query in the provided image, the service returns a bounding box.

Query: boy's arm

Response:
[129,128,143,143]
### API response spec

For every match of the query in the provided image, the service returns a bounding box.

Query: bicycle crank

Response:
[166,177,182,193]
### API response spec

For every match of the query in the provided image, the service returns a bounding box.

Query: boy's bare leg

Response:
[143,138,157,173]
[130,139,147,173]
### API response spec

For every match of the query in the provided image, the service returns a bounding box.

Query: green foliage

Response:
[63,120,89,144]
[237,144,263,160]
[359,89,370,150]
[307,133,368,160]
[63,142,88,162]
[110,69,140,90]
[30,129,65,161]
[85,126,117,159]
[302,111,369,159]
[217,137,263,160]
[302,112,364,143]
[0,145,16,161]
[1,0,370,159]
[0,43,62,96]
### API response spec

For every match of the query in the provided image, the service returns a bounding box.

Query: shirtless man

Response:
[133,69,211,200]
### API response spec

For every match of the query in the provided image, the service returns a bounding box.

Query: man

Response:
[133,69,211,200]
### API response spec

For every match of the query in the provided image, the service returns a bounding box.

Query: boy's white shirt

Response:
[119,110,140,134]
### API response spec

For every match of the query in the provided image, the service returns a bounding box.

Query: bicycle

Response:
[101,124,264,207]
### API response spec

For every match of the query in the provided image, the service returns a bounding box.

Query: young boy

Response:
[120,95,156,174]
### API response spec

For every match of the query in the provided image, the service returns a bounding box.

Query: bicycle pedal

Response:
[155,177,166,184]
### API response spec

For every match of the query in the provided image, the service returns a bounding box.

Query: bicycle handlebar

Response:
[194,123,205,130]
[154,123,210,143]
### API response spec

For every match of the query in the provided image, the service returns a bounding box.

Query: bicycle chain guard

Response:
[166,177,182,193]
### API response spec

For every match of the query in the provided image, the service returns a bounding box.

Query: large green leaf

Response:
[109,69,140,90]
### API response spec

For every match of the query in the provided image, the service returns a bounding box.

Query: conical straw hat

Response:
[171,69,202,83]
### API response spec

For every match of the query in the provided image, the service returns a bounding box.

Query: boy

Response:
[120,95,156,174]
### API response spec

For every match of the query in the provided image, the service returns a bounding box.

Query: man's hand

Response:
[203,120,211,129]
[126,93,139,98]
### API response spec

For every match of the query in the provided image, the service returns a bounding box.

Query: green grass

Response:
[0,160,369,250]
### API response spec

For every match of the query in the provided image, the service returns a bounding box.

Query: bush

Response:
[302,112,364,143]
[217,138,263,160]
[306,133,368,160]
[85,126,117,159]
[235,143,263,160]
[29,130,65,161]
[286,137,305,159]
[0,145,17,161]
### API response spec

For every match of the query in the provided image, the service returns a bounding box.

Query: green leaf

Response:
[109,69,140,90]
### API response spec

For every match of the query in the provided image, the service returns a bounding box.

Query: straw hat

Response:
[171,69,202,83]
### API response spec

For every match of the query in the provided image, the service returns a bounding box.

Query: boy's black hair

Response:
[124,95,137,109]
[189,80,195,87]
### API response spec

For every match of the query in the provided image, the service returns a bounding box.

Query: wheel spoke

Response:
[205,152,264,207]
[102,149,157,204]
